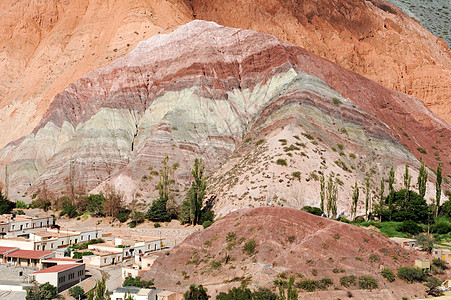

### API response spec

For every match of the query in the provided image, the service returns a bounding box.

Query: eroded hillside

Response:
[184,0,451,123]
[143,207,426,299]
[0,22,449,216]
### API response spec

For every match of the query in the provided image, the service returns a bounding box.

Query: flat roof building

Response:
[32,263,85,292]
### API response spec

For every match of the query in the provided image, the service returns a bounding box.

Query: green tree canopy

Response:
[184,284,209,300]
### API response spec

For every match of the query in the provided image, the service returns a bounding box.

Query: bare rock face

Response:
[0,21,449,215]
[0,0,193,148]
[184,0,451,123]
[143,207,425,299]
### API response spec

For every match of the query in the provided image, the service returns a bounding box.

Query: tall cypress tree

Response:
[365,177,371,220]
[351,181,359,221]
[320,173,325,213]
[327,176,335,217]
[388,166,395,221]
[379,177,385,221]
[187,158,207,225]
[418,160,428,199]
[403,164,411,207]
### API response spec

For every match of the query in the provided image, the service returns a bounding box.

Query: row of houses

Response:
[0,227,102,251]
[0,215,54,236]
[0,246,86,292]
[82,236,166,267]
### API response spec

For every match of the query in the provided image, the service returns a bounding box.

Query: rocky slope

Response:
[143,207,426,299]
[0,0,192,148]
[184,0,451,123]
[1,0,450,154]
[385,0,451,47]
[0,21,449,217]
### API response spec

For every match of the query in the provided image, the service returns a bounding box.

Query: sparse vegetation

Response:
[381,268,396,282]
[242,240,257,255]
[255,139,265,146]
[417,147,427,154]
[358,275,378,290]
[276,159,288,166]
[397,267,424,283]
[340,275,356,287]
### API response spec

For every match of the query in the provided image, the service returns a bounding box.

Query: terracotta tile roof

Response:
[0,246,18,254]
[6,249,53,259]
[33,263,82,274]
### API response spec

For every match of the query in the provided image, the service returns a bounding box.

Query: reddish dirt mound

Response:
[143,207,427,299]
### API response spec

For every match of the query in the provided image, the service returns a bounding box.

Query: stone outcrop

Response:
[0,21,449,215]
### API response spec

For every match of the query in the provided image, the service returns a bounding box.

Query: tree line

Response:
[27,155,213,228]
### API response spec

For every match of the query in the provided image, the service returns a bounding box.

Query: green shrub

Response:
[397,220,421,235]
[337,216,351,223]
[154,222,161,228]
[278,139,287,145]
[15,200,28,209]
[332,97,342,106]
[255,139,265,146]
[381,268,396,282]
[292,171,301,180]
[301,206,322,216]
[358,275,378,290]
[116,212,129,223]
[397,267,424,283]
[123,275,154,288]
[16,209,25,215]
[340,275,356,287]
[128,221,137,228]
[417,147,427,154]
[319,277,333,290]
[226,232,236,242]
[60,204,78,218]
[202,221,213,229]
[301,133,315,140]
[296,279,318,292]
[432,219,451,234]
[284,144,300,151]
[276,159,287,166]
[242,240,257,255]
[334,160,351,172]
[369,254,380,264]
[72,251,93,259]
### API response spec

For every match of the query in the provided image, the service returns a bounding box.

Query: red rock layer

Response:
[184,0,451,123]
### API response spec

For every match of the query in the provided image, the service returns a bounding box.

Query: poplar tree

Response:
[320,173,325,213]
[365,177,371,220]
[403,164,411,207]
[388,166,395,221]
[418,160,428,199]
[351,181,359,221]
[379,178,385,220]
[436,163,442,217]
[187,158,207,225]
[327,176,338,218]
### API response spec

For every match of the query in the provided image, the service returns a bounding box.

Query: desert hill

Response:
[183,0,451,123]
[0,21,449,214]
[143,207,426,299]
[0,0,192,148]
[0,0,450,154]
